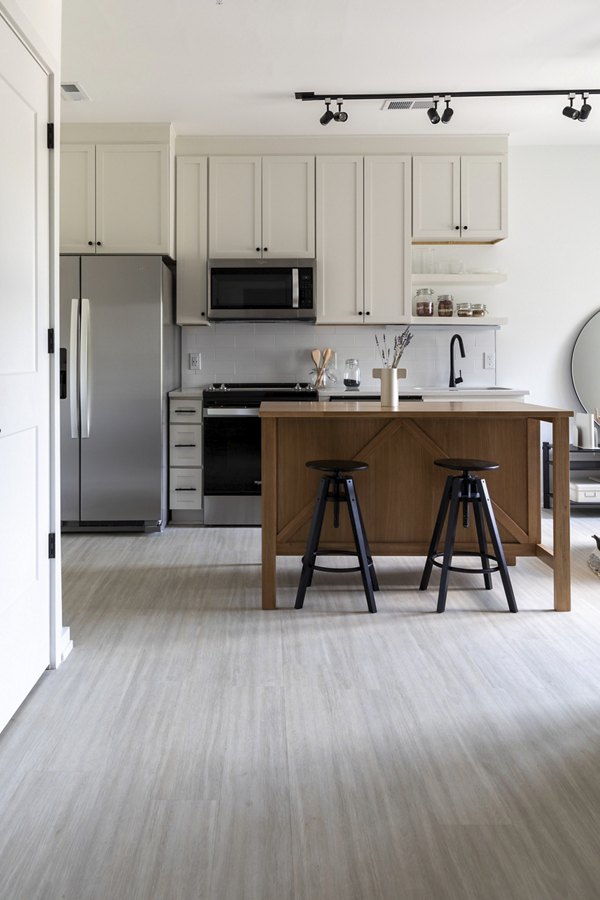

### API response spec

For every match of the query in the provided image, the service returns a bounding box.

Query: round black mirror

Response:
[571,308,600,414]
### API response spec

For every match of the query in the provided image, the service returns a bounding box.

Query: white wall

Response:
[496,146,600,410]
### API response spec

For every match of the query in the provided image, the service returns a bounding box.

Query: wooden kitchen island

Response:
[259,400,573,611]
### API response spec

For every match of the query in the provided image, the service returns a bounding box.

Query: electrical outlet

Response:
[189,352,201,370]
[484,352,496,370]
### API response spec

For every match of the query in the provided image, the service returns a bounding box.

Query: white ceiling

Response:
[61,0,600,145]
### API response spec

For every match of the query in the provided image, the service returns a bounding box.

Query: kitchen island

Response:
[259,400,572,611]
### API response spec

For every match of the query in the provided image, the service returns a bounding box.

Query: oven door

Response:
[203,408,262,525]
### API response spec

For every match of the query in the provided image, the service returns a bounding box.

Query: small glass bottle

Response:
[437,294,454,317]
[343,358,361,390]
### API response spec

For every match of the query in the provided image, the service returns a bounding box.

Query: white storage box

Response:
[570,477,600,503]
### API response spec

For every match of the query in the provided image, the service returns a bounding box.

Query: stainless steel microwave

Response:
[208,259,316,322]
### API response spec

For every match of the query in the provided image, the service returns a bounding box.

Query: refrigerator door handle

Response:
[80,298,91,438]
[69,298,79,438]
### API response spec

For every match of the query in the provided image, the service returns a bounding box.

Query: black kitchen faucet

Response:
[449,333,466,388]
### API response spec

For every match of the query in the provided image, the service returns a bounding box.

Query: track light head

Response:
[320,99,334,126]
[441,96,454,124]
[333,99,348,123]
[563,94,580,119]
[579,93,592,121]
[427,98,440,124]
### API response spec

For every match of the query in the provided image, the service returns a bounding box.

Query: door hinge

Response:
[48,533,56,559]
[48,328,55,353]
[47,123,54,150]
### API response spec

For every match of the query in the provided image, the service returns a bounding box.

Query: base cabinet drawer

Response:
[170,467,203,509]
[170,399,202,424]
[170,424,202,466]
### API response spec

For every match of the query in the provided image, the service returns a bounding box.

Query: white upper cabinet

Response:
[208,155,315,258]
[175,156,208,325]
[60,143,172,255]
[316,155,411,325]
[412,154,507,242]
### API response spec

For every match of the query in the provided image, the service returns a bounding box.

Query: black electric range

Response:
[202,382,318,525]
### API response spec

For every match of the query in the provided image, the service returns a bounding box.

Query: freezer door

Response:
[59,256,81,522]
[79,256,164,522]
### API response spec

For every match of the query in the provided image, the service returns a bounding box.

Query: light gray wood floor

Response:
[2,513,600,899]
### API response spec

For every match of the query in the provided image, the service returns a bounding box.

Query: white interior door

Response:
[0,16,51,733]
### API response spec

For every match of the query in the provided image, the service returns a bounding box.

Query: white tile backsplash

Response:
[180,323,499,389]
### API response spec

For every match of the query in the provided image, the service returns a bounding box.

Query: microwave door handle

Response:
[292,268,299,308]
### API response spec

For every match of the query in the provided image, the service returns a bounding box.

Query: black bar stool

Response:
[295,459,379,613]
[420,458,517,613]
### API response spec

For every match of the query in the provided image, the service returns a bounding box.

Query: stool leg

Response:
[420,475,454,590]
[478,478,518,613]
[472,485,493,590]
[354,487,379,592]
[295,476,330,609]
[344,478,377,613]
[437,477,462,613]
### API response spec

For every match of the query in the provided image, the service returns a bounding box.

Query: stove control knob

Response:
[220,383,227,390]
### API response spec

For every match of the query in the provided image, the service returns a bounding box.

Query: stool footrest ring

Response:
[430,550,500,576]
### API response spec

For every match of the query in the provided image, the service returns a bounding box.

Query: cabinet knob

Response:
[463,225,468,230]
[88,241,93,246]
[365,311,371,316]
[96,241,102,246]
[455,225,460,230]
[358,310,363,316]
[201,312,205,317]
[256,247,260,252]
[263,247,268,252]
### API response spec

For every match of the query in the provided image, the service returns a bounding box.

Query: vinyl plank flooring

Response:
[2,516,600,898]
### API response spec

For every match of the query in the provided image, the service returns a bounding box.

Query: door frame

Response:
[0,2,71,669]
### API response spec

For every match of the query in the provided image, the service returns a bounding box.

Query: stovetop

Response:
[205,382,313,391]
[203,381,319,406]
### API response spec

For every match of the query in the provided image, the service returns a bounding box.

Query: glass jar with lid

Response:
[456,302,473,317]
[343,358,361,390]
[414,287,434,317]
[437,294,454,317]
[471,303,487,317]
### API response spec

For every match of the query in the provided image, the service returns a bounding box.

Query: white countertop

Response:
[318,386,530,401]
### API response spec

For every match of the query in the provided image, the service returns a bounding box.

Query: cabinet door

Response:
[364,156,411,323]
[208,156,261,258]
[460,155,507,241]
[261,156,315,258]
[176,156,208,325]
[316,156,364,324]
[60,144,96,253]
[412,155,460,240]
[95,144,170,253]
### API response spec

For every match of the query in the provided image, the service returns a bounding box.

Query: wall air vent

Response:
[61,82,90,102]
[381,99,433,111]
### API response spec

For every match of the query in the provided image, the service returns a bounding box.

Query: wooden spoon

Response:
[311,348,321,370]
[321,348,333,370]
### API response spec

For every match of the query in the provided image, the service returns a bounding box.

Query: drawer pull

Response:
[175,487,197,492]
[174,443,196,448]
[174,408,197,414]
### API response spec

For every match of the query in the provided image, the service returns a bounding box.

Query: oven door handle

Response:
[204,408,260,417]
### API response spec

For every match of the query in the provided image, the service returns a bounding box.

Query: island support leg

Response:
[551,416,571,611]
[261,417,277,609]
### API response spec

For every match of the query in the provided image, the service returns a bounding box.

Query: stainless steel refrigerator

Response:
[60,256,179,532]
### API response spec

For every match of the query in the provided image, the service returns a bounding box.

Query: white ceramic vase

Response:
[372,367,406,409]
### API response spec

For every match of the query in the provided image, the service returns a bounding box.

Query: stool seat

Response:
[295,460,377,613]
[435,458,499,473]
[307,459,369,474]
[420,458,517,613]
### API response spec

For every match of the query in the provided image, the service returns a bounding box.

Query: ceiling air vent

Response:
[61,82,90,102]
[381,99,433,111]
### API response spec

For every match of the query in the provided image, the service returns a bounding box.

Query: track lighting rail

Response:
[297,89,597,126]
